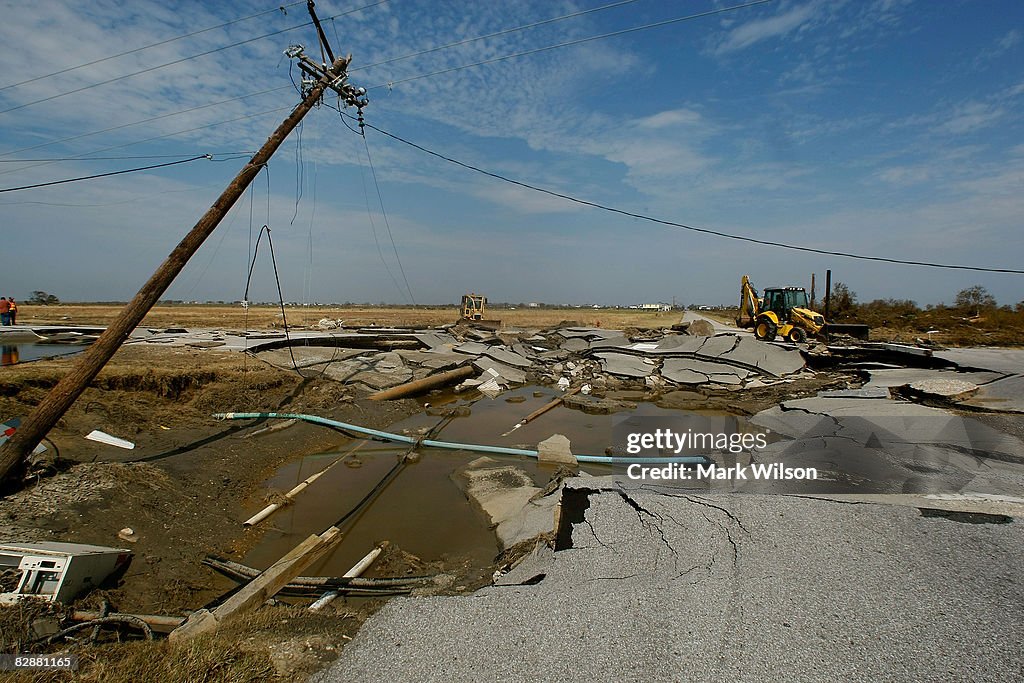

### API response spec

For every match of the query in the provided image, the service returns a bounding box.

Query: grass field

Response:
[17,302,1023,346]
[18,303,689,330]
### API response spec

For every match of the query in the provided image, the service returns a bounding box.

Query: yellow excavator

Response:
[459,293,487,321]
[737,275,868,343]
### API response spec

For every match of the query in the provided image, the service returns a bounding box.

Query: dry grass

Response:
[19,303,684,331]
[0,604,366,683]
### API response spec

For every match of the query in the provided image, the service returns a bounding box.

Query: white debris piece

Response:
[85,430,135,450]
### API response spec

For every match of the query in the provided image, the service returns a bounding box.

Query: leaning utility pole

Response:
[0,6,366,483]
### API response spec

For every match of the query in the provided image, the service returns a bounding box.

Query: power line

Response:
[0,0,391,116]
[0,106,291,183]
[0,86,290,159]
[366,0,776,90]
[362,131,416,305]
[354,125,410,304]
[0,0,726,158]
[0,155,211,193]
[352,0,648,73]
[359,121,1024,275]
[0,2,306,93]
[0,152,252,162]
[0,0,699,166]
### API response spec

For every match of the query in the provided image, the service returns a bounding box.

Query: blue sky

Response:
[0,0,1021,307]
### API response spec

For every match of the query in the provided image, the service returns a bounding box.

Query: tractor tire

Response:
[754,318,778,342]
[787,327,807,344]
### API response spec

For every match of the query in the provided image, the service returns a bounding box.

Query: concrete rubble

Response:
[114,319,817,396]
[748,396,1024,495]
[454,457,560,550]
[536,434,576,466]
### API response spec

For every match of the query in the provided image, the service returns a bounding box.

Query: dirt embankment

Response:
[1,346,422,616]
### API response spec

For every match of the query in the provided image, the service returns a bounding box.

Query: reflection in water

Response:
[0,343,86,366]
[1,346,18,366]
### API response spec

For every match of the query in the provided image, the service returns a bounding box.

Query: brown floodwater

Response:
[240,385,761,582]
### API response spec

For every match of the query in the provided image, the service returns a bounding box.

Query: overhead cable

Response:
[0,0,390,116]
[361,122,1024,275]
[0,154,211,193]
[0,1,306,93]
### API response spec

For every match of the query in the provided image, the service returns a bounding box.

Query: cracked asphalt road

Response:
[314,478,1024,683]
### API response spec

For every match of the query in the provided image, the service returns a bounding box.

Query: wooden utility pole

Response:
[0,35,365,482]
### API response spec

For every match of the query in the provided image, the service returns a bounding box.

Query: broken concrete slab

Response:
[560,337,591,352]
[556,327,624,340]
[817,387,891,399]
[511,343,538,360]
[472,358,527,384]
[866,368,1004,389]
[750,396,1024,495]
[455,457,558,549]
[255,347,367,370]
[650,334,706,353]
[537,434,576,466]
[453,341,492,355]
[394,349,472,372]
[661,358,749,386]
[716,335,805,377]
[321,352,413,388]
[413,332,457,350]
[480,346,534,369]
[906,378,979,401]
[960,374,1024,414]
[594,352,653,378]
[934,348,1024,374]
[587,336,631,351]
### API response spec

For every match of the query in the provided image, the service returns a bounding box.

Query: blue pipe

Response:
[214,412,711,466]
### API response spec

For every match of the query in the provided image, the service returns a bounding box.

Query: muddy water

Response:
[241,385,761,581]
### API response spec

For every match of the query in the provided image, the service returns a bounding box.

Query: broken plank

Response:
[168,526,343,643]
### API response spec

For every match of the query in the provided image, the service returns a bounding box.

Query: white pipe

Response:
[309,543,387,611]
[244,441,368,527]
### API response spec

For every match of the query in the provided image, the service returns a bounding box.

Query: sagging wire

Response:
[360,126,415,307]
[357,118,1024,276]
[291,120,304,225]
[0,154,211,193]
[243,224,300,374]
[355,107,417,305]
[303,111,320,325]
[339,105,411,305]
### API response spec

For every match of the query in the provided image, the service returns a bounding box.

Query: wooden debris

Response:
[169,526,343,643]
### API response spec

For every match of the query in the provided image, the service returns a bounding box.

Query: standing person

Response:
[7,298,16,325]
[0,297,9,326]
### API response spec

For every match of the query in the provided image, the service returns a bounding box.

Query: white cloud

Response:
[973,28,1021,68]
[876,165,930,186]
[934,101,1007,135]
[711,3,817,55]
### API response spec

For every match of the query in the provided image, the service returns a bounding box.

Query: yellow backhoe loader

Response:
[737,275,869,343]
[459,293,487,321]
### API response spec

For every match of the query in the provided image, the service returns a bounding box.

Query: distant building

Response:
[527,302,541,308]
[639,303,672,312]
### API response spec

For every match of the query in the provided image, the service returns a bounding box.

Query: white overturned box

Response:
[0,542,132,604]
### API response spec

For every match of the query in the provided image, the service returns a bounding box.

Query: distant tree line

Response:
[828,283,1021,321]
[27,291,60,305]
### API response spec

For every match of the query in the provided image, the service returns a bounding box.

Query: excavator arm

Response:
[736,275,760,328]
